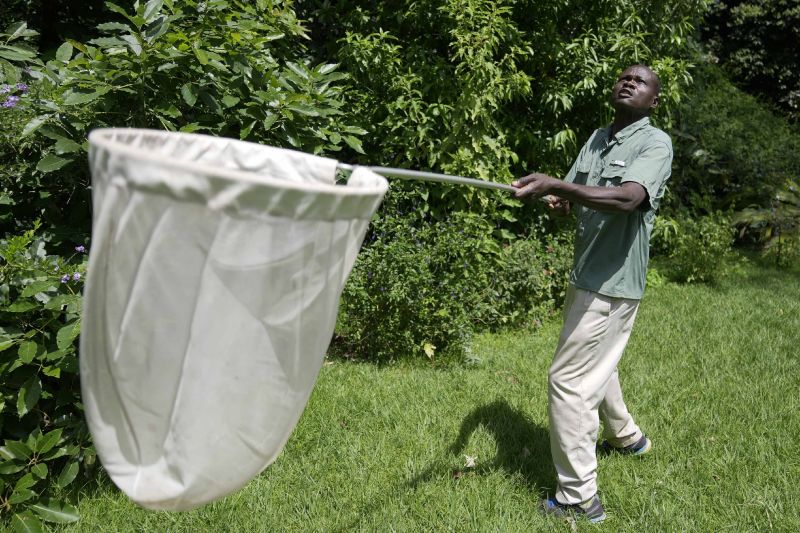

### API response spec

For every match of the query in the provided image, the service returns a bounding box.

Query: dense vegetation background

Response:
[0,0,798,529]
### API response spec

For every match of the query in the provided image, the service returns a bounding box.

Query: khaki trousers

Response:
[549,285,643,504]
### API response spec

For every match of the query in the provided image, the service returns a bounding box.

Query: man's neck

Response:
[611,110,649,137]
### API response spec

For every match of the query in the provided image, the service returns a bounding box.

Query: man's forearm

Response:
[547,181,644,213]
[512,172,647,213]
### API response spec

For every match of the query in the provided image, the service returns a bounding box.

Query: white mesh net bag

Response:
[80,129,388,510]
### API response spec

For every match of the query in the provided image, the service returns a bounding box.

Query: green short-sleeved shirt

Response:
[563,116,673,300]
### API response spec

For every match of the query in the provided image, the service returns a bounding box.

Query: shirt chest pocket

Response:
[599,165,627,187]
[573,161,592,186]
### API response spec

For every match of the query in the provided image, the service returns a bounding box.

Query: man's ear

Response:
[650,94,659,109]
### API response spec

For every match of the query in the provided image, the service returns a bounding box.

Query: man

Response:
[511,64,673,523]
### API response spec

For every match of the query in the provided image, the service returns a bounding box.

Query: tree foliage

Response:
[2,0,363,237]
[301,0,707,185]
[702,0,800,121]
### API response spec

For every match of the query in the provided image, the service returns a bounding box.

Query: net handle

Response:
[337,164,516,193]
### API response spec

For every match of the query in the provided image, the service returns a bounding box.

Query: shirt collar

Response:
[606,116,650,145]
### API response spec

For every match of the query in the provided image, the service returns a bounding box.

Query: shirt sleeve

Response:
[563,130,597,184]
[621,140,673,210]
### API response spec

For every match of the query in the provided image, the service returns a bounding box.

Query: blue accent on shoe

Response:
[541,495,607,523]
[599,435,652,456]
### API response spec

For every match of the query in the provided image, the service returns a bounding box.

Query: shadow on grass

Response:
[332,400,553,532]
[410,399,554,494]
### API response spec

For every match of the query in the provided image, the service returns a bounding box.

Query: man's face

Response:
[610,66,659,113]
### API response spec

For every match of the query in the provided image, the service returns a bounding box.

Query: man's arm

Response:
[512,173,647,214]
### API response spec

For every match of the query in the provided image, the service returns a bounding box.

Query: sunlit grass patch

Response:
[62,256,800,531]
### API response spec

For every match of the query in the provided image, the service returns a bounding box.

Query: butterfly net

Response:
[80,129,388,510]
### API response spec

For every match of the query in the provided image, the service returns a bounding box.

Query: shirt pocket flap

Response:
[599,165,626,185]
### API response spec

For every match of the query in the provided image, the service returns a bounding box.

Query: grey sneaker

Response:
[541,494,607,523]
[599,435,652,456]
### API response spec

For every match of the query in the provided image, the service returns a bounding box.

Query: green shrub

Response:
[334,191,574,362]
[479,230,573,330]
[335,207,497,362]
[734,178,800,268]
[3,0,365,235]
[656,212,735,284]
[669,63,800,212]
[0,223,91,530]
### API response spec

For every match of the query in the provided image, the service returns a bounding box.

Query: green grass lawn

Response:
[61,257,800,532]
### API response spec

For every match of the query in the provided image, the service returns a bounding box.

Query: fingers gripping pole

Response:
[337,163,516,193]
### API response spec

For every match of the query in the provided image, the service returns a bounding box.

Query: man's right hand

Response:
[512,173,570,214]
[512,172,559,199]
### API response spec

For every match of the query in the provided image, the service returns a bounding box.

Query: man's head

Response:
[610,64,660,115]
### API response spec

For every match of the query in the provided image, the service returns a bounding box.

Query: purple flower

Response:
[2,95,20,108]
[60,274,71,283]
[16,83,28,93]
[72,272,81,281]
[75,245,86,253]
[0,84,10,94]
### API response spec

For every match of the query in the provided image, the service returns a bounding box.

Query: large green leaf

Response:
[17,375,42,417]
[17,341,38,364]
[20,280,57,297]
[20,116,50,139]
[6,301,38,312]
[10,488,36,505]
[29,499,80,524]
[0,44,36,61]
[11,512,43,533]
[56,320,81,350]
[35,428,63,454]
[0,460,26,474]
[286,104,320,117]
[30,462,48,479]
[144,15,170,43]
[87,36,128,49]
[143,0,165,22]
[343,135,365,154]
[44,293,81,311]
[62,87,110,106]
[96,22,132,32]
[286,61,310,81]
[1,442,29,460]
[7,22,31,41]
[42,445,72,462]
[55,461,79,489]
[120,34,142,55]
[181,83,197,106]
[222,94,241,108]
[36,154,69,173]
[55,42,73,63]
[54,137,82,154]
[192,42,209,65]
